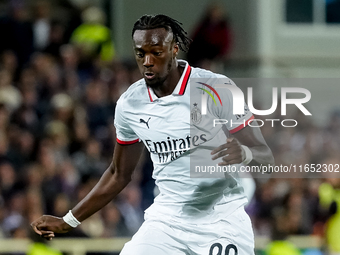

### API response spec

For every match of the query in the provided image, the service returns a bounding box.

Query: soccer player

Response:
[31,14,274,254]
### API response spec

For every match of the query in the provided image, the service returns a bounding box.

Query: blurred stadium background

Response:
[0,0,339,254]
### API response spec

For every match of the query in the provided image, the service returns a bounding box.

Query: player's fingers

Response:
[222,153,240,160]
[220,154,242,164]
[218,159,242,166]
[211,143,229,155]
[41,229,55,239]
[211,149,228,160]
[224,144,242,154]
[42,232,55,240]
[40,230,54,235]
[212,145,242,160]
[32,226,42,236]
[31,221,43,236]
[211,138,237,156]
[42,235,54,241]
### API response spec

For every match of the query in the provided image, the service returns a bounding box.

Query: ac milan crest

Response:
[191,103,202,124]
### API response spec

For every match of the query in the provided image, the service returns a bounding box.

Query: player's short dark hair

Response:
[132,14,192,52]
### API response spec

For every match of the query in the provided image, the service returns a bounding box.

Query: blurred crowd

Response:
[0,1,339,254]
[249,109,340,242]
[0,0,147,241]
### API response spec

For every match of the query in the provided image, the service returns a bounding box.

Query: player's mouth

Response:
[144,72,155,80]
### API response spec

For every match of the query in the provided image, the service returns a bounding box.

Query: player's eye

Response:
[154,52,162,56]
[136,52,144,58]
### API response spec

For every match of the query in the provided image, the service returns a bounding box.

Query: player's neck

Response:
[153,61,184,98]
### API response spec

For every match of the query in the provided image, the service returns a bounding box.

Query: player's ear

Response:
[173,43,179,56]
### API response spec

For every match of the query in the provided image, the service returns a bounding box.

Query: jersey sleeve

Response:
[114,98,140,145]
[215,78,254,134]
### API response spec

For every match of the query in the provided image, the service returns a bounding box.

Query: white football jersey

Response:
[114,60,253,223]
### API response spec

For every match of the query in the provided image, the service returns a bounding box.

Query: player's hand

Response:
[31,215,73,241]
[211,138,245,166]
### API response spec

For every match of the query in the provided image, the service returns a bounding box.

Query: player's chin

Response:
[145,78,160,87]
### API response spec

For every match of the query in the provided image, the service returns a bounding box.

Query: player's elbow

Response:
[269,154,275,166]
[113,169,133,187]
[116,174,132,186]
[253,144,275,167]
[107,164,132,190]
[266,147,275,166]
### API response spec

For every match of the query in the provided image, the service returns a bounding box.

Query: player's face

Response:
[133,28,179,87]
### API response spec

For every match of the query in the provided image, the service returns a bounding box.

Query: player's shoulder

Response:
[117,78,147,108]
[190,66,228,79]
[190,66,237,90]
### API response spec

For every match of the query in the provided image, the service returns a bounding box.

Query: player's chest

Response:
[127,99,191,140]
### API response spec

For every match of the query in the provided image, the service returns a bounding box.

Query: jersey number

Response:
[209,243,238,255]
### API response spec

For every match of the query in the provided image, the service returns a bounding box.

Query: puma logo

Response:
[140,117,151,129]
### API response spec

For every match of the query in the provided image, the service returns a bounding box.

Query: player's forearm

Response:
[70,165,131,222]
[30,164,132,237]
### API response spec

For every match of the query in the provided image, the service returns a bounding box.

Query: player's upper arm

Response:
[232,122,266,148]
[114,96,140,144]
[111,141,145,183]
[113,96,144,181]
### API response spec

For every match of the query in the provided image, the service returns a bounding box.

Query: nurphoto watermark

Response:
[189,78,339,179]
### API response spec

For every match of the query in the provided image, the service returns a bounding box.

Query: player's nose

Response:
[143,55,154,68]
